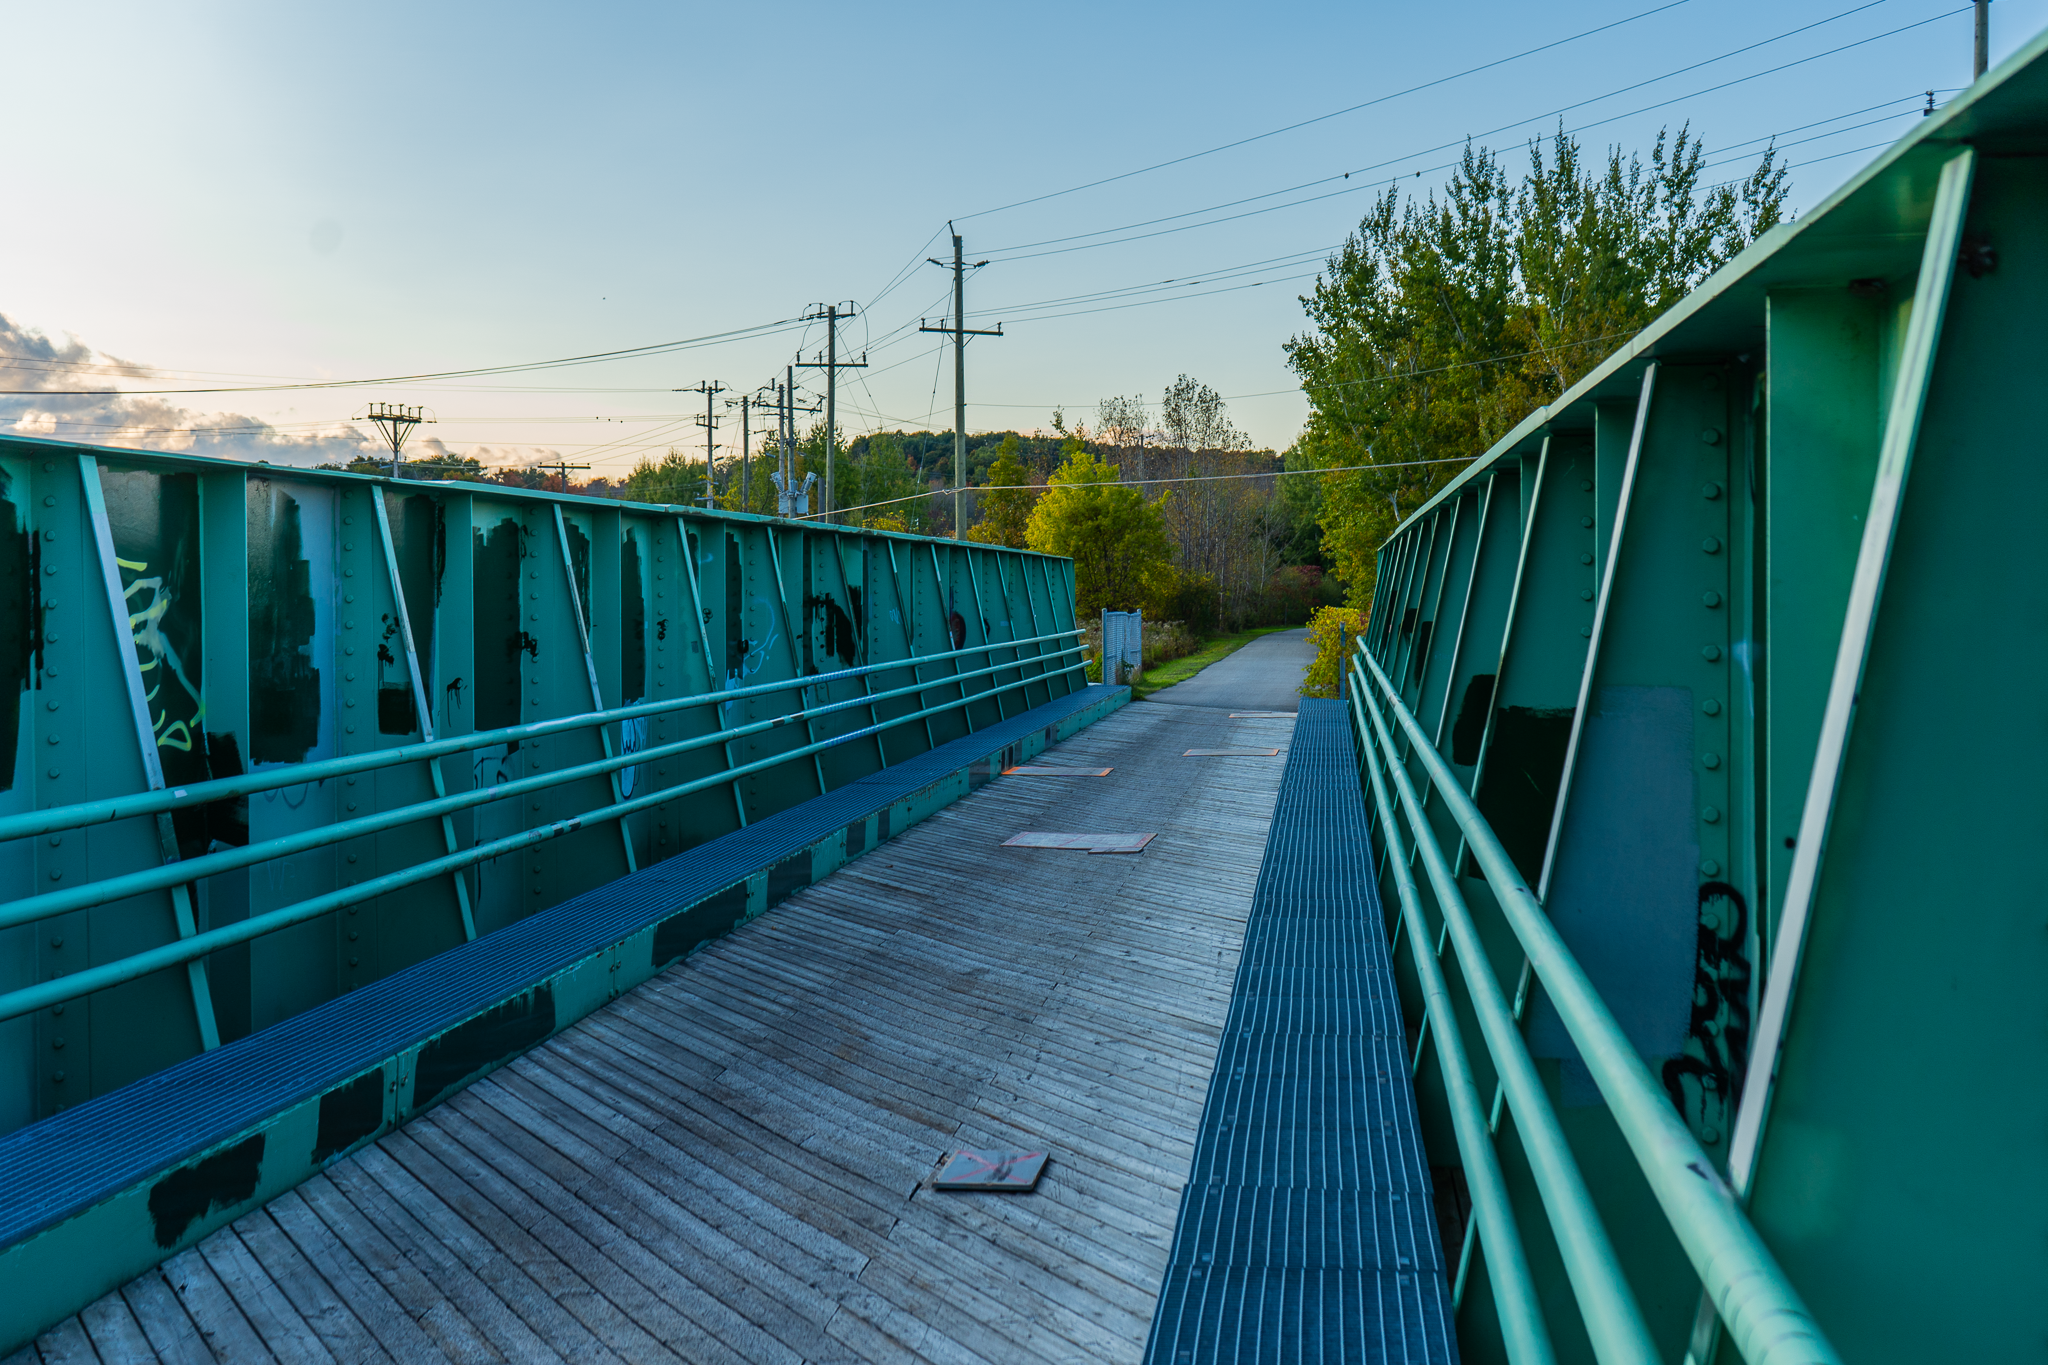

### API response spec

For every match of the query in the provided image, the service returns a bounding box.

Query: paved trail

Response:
[1142,628,1312,714]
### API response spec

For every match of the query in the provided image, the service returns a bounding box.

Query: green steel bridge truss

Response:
[1345,31,2048,1365]
[0,441,1082,1140]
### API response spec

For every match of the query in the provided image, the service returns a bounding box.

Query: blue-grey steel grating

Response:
[1143,700,1457,1364]
[0,684,1123,1251]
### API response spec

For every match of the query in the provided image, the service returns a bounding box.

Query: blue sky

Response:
[2,0,2039,472]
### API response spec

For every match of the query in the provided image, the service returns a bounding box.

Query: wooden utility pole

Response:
[921,225,1003,539]
[797,304,866,521]
[680,381,727,506]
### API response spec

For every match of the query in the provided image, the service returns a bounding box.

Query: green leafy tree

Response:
[1025,439,1175,614]
[622,449,710,505]
[844,430,927,530]
[1286,126,1787,609]
[967,434,1036,547]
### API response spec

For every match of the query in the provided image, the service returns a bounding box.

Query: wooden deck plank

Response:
[342,1144,622,1364]
[190,1226,337,1365]
[317,1156,569,1365]
[380,1127,688,1364]
[277,1179,502,1364]
[77,1293,158,1365]
[64,702,1290,1362]
[114,1274,215,1365]
[156,1249,274,1362]
[26,1316,97,1365]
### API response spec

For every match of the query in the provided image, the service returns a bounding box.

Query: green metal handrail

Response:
[1351,669,1656,1365]
[0,658,1086,1025]
[1355,693,1556,1365]
[1351,645,1841,1365]
[0,628,1082,845]
[0,645,1082,932]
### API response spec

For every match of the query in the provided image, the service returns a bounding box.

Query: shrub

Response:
[1300,605,1366,698]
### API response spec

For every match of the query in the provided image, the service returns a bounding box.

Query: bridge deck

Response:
[16,702,1293,1365]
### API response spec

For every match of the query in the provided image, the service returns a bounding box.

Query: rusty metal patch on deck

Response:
[1002,832,1157,854]
[1183,748,1281,757]
[934,1149,1049,1192]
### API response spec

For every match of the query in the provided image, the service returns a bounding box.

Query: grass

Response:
[1129,625,1296,701]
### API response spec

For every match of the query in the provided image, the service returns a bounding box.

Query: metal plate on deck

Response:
[1002,831,1156,854]
[1001,765,1114,776]
[1229,712,1298,719]
[934,1149,1049,1192]
[1184,748,1281,757]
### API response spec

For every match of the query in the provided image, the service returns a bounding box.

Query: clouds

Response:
[0,312,380,467]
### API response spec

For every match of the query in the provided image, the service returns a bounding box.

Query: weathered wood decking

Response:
[12,701,1293,1365]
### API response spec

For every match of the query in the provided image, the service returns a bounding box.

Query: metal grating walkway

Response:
[1142,700,1458,1364]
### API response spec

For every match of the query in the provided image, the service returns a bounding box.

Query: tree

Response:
[1159,375,1247,454]
[622,449,710,505]
[1025,439,1174,615]
[967,434,1035,547]
[844,429,927,530]
[1286,125,1787,610]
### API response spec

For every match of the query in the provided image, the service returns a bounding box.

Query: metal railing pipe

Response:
[1352,666,1658,1365]
[0,660,1086,1025]
[1356,646,1841,1365]
[1353,679,1556,1365]
[0,646,1083,931]
[0,629,1083,845]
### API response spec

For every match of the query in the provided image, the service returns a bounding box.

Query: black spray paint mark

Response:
[104,468,209,779]
[249,482,321,764]
[148,1133,265,1247]
[390,493,439,671]
[948,610,967,652]
[0,470,30,791]
[1409,620,1434,683]
[1661,881,1754,1143]
[411,985,556,1112]
[622,530,646,703]
[564,519,591,620]
[378,688,418,734]
[766,853,811,910]
[473,519,524,731]
[1471,705,1575,885]
[651,883,749,968]
[1450,674,1495,766]
[725,534,745,679]
[312,1069,385,1163]
[809,592,859,667]
[171,732,250,858]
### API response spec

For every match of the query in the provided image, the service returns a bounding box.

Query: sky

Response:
[2,0,2041,476]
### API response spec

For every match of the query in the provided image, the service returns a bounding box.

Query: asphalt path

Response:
[1142,627,1313,712]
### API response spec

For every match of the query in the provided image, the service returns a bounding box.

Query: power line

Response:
[2,316,808,396]
[801,454,1480,522]
[956,0,1696,221]
[981,4,1960,266]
